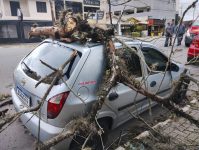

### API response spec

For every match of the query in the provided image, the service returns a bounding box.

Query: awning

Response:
[127,17,140,24]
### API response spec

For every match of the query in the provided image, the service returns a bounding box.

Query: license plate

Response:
[16,86,31,106]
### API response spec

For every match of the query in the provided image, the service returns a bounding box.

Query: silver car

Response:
[11,38,187,149]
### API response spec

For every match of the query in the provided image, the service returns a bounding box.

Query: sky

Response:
[179,0,199,21]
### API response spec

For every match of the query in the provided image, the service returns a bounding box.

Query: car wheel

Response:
[172,78,190,104]
[69,118,111,150]
[187,57,192,62]
[185,43,190,47]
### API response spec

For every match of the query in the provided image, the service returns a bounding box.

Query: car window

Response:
[142,47,168,72]
[22,42,81,83]
[119,47,142,77]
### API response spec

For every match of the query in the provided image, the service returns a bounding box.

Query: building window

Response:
[10,1,20,16]
[124,9,134,15]
[114,11,121,16]
[36,1,47,13]
[84,6,99,12]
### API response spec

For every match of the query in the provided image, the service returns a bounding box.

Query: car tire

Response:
[172,78,190,104]
[69,118,111,150]
[185,43,190,47]
[187,57,192,62]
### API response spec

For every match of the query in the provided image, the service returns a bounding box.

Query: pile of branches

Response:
[29,10,114,44]
[1,1,199,150]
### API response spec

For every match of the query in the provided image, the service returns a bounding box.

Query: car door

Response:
[141,46,172,96]
[107,46,148,126]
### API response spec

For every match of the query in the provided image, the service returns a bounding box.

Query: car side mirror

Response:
[170,63,179,72]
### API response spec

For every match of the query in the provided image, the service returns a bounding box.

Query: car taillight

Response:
[47,92,69,119]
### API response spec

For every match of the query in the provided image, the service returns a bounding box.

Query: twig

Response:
[61,78,86,105]
[0,109,8,117]
[35,50,77,88]
[40,59,57,71]
[117,130,123,146]
[99,132,105,150]
[128,111,161,136]
[0,99,13,107]
[105,132,128,150]
[81,133,92,150]
[95,116,103,132]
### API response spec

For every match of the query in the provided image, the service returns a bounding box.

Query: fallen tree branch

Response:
[39,118,97,150]
[0,99,13,107]
[0,109,8,117]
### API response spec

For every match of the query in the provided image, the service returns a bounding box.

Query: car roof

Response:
[43,37,155,53]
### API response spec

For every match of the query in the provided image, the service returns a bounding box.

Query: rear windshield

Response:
[193,20,199,26]
[22,42,81,83]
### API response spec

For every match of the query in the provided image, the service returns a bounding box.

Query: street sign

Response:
[87,11,104,20]
[97,11,104,20]
[88,13,96,19]
[83,0,100,6]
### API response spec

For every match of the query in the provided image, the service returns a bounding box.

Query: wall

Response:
[151,0,176,21]
[0,0,53,21]
[111,0,176,21]
[27,0,52,21]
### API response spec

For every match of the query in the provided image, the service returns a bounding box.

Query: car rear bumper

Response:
[11,88,72,149]
[188,44,199,58]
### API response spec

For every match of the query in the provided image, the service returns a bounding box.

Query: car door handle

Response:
[150,81,156,87]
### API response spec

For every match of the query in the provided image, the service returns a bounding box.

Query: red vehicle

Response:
[187,35,199,62]
[185,20,199,47]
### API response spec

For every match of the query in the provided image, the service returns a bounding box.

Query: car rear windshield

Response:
[193,20,199,26]
[22,42,81,83]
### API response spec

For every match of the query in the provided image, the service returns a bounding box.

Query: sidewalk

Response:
[116,97,199,150]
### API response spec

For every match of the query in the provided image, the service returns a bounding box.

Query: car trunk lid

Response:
[13,41,82,121]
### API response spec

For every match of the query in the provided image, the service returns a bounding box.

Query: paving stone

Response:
[177,118,187,125]
[169,131,179,138]
[162,126,174,135]
[194,137,199,143]
[174,125,186,132]
[187,133,199,141]
[173,130,189,138]
[175,135,187,143]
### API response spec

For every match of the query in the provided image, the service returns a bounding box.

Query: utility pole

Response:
[49,0,55,25]
[193,5,196,20]
[63,0,66,10]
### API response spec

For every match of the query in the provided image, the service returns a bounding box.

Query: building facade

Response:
[55,0,107,24]
[111,0,178,36]
[0,0,54,43]
[112,0,177,22]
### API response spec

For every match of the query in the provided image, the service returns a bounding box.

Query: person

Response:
[164,22,173,47]
[17,8,23,21]
[170,19,175,45]
[176,23,185,46]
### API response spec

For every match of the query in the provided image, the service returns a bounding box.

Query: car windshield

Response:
[192,20,199,26]
[22,42,81,83]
